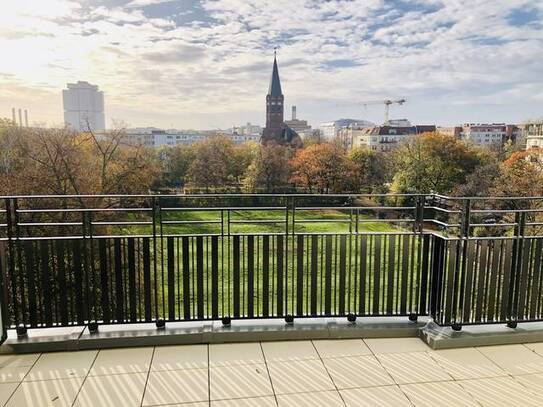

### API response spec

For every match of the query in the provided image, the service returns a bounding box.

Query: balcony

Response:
[2,338,543,406]
[1,194,543,404]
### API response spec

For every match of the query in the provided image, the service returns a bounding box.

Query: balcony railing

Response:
[1,194,543,333]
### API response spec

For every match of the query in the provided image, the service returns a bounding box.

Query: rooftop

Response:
[2,337,543,406]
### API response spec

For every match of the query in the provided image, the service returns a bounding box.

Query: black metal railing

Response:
[1,194,543,332]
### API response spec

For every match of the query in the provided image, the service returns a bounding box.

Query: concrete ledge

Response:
[420,320,543,349]
[1,316,423,353]
[0,326,84,354]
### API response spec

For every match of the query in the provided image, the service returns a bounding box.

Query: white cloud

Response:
[0,0,542,128]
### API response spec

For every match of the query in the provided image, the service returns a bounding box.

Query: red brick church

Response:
[261,53,303,147]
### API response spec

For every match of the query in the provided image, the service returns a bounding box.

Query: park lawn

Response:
[125,208,402,235]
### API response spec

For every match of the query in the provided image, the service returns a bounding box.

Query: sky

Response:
[0,0,542,129]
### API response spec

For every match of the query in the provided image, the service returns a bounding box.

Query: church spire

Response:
[268,51,282,97]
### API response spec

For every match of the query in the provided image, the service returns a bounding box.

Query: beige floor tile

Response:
[340,385,412,407]
[323,355,394,389]
[401,381,479,406]
[211,396,277,406]
[210,363,273,400]
[142,368,208,405]
[25,351,97,381]
[267,359,334,395]
[0,354,38,382]
[365,338,430,354]
[312,339,372,359]
[377,351,451,384]
[277,390,343,407]
[0,354,40,368]
[209,343,264,366]
[477,344,543,375]
[430,347,506,380]
[0,382,18,406]
[523,342,543,356]
[460,376,543,407]
[6,377,83,407]
[89,348,153,376]
[152,344,208,371]
[0,365,32,383]
[514,372,543,394]
[262,341,318,362]
[74,372,147,407]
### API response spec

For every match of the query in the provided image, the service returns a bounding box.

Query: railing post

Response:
[413,195,424,235]
[507,211,526,329]
[451,199,471,331]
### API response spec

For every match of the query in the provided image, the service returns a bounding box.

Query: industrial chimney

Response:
[11,108,16,123]
[18,109,22,127]
[24,110,28,127]
[292,105,297,121]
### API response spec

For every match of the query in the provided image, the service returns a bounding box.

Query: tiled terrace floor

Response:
[2,338,543,406]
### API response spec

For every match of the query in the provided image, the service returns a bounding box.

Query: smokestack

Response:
[24,110,28,127]
[292,105,297,120]
[18,109,22,127]
[11,108,16,123]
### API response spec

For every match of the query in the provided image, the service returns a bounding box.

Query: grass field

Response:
[148,208,403,235]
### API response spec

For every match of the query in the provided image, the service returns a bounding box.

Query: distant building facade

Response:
[123,128,259,147]
[525,122,543,150]
[350,125,436,152]
[261,54,302,147]
[319,119,374,140]
[458,123,520,145]
[284,106,312,137]
[63,81,105,132]
[233,122,262,138]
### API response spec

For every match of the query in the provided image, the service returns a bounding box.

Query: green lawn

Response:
[146,208,403,235]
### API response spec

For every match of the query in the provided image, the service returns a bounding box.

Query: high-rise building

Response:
[62,81,105,132]
[261,53,302,147]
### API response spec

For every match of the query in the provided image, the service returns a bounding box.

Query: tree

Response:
[244,142,292,192]
[185,135,254,190]
[290,142,352,193]
[348,147,389,193]
[391,132,487,194]
[0,121,160,196]
[160,144,196,187]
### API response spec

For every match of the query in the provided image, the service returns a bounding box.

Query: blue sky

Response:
[0,0,542,129]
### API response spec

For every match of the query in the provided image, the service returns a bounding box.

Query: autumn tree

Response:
[290,142,353,193]
[391,132,488,195]
[348,147,389,193]
[244,142,292,192]
[0,120,160,196]
[185,135,254,190]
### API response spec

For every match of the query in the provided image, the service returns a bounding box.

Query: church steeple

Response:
[261,52,302,147]
[265,52,284,131]
[268,52,282,97]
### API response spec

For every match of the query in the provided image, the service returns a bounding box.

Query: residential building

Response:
[122,127,259,147]
[235,123,262,137]
[438,126,462,138]
[459,123,520,146]
[350,124,436,152]
[319,118,374,140]
[525,122,543,150]
[62,81,105,131]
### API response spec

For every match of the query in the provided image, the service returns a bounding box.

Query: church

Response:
[261,53,303,147]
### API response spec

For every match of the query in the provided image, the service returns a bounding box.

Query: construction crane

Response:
[359,99,406,125]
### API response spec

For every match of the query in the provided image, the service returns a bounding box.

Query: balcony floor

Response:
[2,338,543,406]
